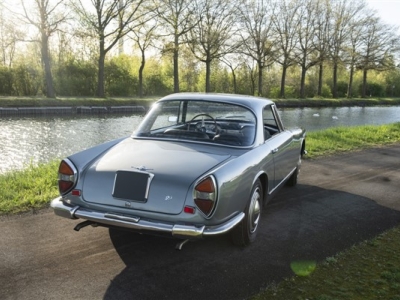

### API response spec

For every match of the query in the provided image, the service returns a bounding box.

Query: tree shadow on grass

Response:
[103,184,400,300]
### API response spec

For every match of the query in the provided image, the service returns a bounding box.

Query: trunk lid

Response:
[81,138,231,214]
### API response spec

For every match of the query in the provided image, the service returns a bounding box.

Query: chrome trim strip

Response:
[202,212,245,236]
[50,197,244,239]
[268,166,296,195]
[104,213,140,223]
[172,224,205,238]
[59,158,78,195]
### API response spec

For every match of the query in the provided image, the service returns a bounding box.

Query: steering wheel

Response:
[189,113,219,134]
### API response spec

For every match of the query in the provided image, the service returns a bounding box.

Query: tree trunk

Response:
[173,35,179,93]
[332,62,338,98]
[232,70,237,94]
[250,67,256,95]
[362,68,368,98]
[299,64,306,98]
[257,62,263,96]
[97,36,106,98]
[280,64,287,98]
[228,65,237,94]
[347,64,354,98]
[317,61,323,96]
[41,33,55,98]
[205,59,211,93]
[138,49,145,97]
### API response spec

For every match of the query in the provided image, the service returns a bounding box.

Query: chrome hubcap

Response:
[249,187,261,233]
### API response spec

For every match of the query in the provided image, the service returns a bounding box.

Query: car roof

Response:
[157,93,274,111]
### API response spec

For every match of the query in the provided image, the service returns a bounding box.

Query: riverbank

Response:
[1,96,400,117]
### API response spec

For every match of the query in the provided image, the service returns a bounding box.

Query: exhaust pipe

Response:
[74,220,97,231]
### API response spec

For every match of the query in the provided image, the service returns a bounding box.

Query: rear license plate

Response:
[112,170,154,202]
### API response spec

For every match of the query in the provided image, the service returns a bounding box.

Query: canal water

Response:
[1,106,399,173]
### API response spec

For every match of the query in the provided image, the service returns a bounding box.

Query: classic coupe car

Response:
[51,93,306,248]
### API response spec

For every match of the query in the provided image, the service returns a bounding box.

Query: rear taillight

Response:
[58,159,77,195]
[194,176,217,217]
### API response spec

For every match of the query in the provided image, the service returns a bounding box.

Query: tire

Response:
[231,179,263,246]
[287,154,301,187]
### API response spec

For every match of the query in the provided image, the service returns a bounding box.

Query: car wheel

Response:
[287,154,301,187]
[231,179,263,246]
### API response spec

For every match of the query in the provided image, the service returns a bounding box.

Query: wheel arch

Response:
[301,139,306,156]
[256,172,268,206]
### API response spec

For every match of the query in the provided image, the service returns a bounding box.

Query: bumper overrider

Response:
[50,197,244,239]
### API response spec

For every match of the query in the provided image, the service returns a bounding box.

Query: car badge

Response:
[132,166,153,172]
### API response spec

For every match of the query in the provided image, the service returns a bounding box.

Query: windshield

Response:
[134,100,256,147]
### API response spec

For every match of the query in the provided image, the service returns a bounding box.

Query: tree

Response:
[220,54,240,94]
[293,0,319,98]
[344,9,368,98]
[18,0,67,98]
[187,0,238,92]
[271,0,301,98]
[129,17,157,97]
[328,0,364,98]
[358,17,400,97]
[71,0,146,97]
[0,7,24,67]
[238,0,276,96]
[153,0,197,93]
[313,0,330,97]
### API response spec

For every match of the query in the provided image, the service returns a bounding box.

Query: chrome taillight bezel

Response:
[193,175,218,218]
[58,158,78,195]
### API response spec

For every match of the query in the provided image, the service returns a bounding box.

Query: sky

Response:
[366,0,400,32]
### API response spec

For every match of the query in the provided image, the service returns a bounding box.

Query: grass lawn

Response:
[252,226,400,300]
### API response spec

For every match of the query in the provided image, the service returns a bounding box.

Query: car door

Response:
[263,104,294,189]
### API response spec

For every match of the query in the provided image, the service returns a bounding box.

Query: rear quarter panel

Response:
[209,143,274,222]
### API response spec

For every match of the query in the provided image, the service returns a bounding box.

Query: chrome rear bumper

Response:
[50,197,244,239]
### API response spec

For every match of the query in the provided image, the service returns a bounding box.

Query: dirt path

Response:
[1,144,400,300]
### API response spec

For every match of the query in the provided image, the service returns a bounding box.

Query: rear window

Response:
[134,100,256,147]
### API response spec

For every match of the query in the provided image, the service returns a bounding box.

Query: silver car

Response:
[51,93,306,248]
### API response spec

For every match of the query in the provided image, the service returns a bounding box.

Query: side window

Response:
[263,105,279,140]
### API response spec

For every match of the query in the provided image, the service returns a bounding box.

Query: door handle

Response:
[272,148,279,154]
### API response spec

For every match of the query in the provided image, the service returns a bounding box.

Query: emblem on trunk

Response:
[132,166,153,172]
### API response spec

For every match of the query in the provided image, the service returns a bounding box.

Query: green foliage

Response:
[385,70,400,97]
[269,86,297,98]
[54,59,97,96]
[210,62,231,93]
[359,82,385,97]
[269,86,282,98]
[12,64,42,96]
[105,56,136,96]
[0,66,13,95]
[320,84,333,98]
[2,52,400,98]
[335,81,348,98]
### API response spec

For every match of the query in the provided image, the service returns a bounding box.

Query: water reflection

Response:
[1,106,399,173]
[0,114,143,173]
[280,106,400,130]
